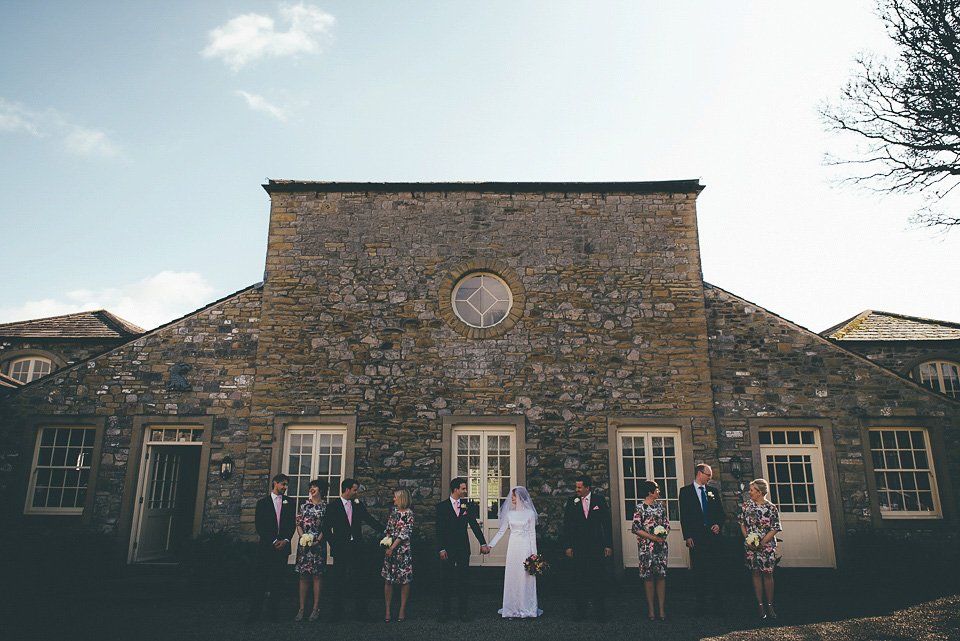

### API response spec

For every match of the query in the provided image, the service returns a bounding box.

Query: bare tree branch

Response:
[824,0,960,227]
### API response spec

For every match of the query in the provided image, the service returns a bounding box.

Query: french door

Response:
[616,429,687,568]
[451,428,515,566]
[282,427,347,563]
[759,428,836,567]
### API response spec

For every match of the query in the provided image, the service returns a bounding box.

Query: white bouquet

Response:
[745,532,761,548]
[653,525,667,537]
[380,536,394,548]
[300,533,315,547]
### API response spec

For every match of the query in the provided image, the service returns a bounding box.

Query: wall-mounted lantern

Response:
[220,456,234,481]
[729,455,743,480]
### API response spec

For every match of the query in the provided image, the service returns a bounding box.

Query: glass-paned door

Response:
[452,428,515,566]
[282,428,347,563]
[759,428,835,567]
[617,430,686,568]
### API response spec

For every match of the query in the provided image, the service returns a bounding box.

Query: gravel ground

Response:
[5,569,958,641]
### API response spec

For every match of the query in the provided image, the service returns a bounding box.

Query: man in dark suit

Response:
[436,476,490,621]
[562,474,613,622]
[679,463,727,614]
[247,473,296,623]
[323,477,385,622]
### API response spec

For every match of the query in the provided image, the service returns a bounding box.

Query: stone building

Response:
[0,310,144,391]
[1,181,957,572]
[822,310,960,401]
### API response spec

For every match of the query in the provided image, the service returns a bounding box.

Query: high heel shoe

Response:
[766,605,777,620]
[757,604,767,620]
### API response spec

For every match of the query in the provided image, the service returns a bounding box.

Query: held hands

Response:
[480,545,491,555]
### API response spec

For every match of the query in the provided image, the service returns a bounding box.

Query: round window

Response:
[452,273,513,329]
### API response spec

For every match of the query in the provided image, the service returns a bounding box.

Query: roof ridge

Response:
[0,309,107,330]
[868,310,960,330]
[94,310,146,335]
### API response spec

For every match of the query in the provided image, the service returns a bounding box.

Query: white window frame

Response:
[25,426,96,515]
[868,427,942,520]
[915,360,960,399]
[451,272,514,329]
[8,356,53,383]
[282,426,349,508]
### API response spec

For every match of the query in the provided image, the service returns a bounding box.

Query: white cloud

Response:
[202,2,335,71]
[0,271,217,331]
[0,97,120,157]
[64,126,121,157]
[237,90,289,120]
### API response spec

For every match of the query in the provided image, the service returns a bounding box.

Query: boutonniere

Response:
[574,497,581,504]
[282,499,289,505]
[354,499,361,504]
[707,491,715,499]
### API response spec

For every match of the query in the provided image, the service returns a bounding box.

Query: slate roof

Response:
[822,310,960,342]
[0,310,145,339]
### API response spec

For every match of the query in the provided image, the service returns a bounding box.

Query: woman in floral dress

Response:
[294,478,328,622]
[382,489,415,622]
[632,480,670,621]
[739,478,782,620]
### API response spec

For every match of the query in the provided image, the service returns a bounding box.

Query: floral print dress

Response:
[739,500,782,573]
[631,500,670,578]
[381,508,414,585]
[295,500,327,575]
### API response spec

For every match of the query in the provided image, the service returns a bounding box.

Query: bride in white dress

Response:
[487,486,543,618]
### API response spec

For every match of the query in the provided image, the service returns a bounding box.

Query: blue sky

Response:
[1,1,955,331]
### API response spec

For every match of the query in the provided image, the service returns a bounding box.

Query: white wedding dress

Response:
[488,508,543,618]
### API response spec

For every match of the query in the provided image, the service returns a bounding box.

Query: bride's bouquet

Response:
[299,532,315,547]
[523,553,550,576]
[745,532,761,548]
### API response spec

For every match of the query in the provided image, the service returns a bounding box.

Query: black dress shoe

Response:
[438,613,449,622]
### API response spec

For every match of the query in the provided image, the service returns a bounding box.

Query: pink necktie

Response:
[345,500,353,526]
[274,495,281,529]
[583,498,589,517]
[455,502,460,517]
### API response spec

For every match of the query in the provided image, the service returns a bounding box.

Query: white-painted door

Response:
[617,430,687,568]
[759,429,836,568]
[451,429,515,566]
[134,447,182,562]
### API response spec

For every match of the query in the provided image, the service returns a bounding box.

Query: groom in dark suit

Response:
[323,478,385,622]
[679,463,727,614]
[247,473,296,623]
[436,476,490,621]
[563,474,613,622]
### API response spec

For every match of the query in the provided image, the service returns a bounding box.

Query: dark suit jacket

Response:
[435,498,486,558]
[562,493,613,553]
[322,497,384,556]
[254,493,296,551]
[678,483,726,542]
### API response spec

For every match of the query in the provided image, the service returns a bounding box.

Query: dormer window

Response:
[8,357,52,383]
[914,360,960,399]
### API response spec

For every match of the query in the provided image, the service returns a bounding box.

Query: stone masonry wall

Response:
[245,186,717,539]
[1,286,261,537]
[835,340,960,377]
[0,338,126,374]
[705,284,960,545]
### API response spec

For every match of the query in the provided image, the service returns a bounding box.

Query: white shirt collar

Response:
[450,496,461,507]
[583,492,592,503]
[693,481,706,492]
[341,496,351,506]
